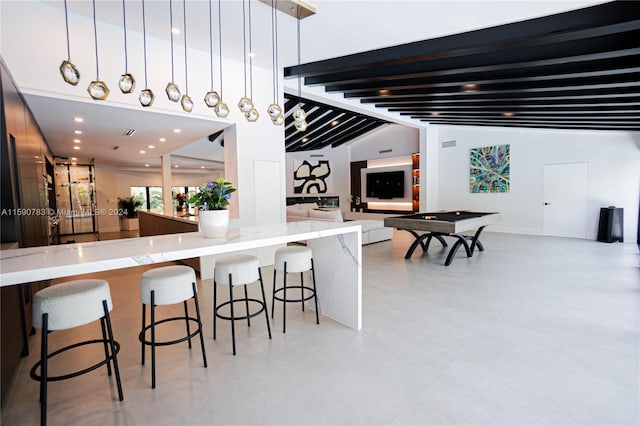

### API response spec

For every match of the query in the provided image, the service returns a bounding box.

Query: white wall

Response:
[433,125,640,241]
[350,125,419,162]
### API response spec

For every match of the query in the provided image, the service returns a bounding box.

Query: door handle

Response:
[544,202,551,206]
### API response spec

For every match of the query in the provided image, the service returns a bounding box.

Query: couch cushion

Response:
[309,208,343,222]
[286,205,309,217]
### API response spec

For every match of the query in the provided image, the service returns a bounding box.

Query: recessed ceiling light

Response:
[431,112,440,116]
[171,27,180,34]
[73,117,84,122]
[173,129,181,133]
[74,130,82,134]
[174,164,179,168]
[462,84,478,92]
[200,166,205,169]
[302,137,309,143]
[71,157,77,161]
[148,145,155,149]
[139,150,146,154]
[73,146,80,150]
[159,138,166,142]
[145,164,150,167]
[331,120,339,126]
[502,112,515,117]
[378,89,389,96]
[73,139,81,143]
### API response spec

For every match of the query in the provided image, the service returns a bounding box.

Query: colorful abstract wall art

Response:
[293,160,333,194]
[469,144,510,193]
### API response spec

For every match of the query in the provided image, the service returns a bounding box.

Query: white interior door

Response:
[543,162,588,238]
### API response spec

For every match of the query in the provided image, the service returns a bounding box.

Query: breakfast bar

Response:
[0,221,363,330]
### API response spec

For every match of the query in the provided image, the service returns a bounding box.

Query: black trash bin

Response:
[597,206,623,243]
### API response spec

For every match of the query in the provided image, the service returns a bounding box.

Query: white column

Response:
[161,154,173,215]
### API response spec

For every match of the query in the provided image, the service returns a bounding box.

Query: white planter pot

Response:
[198,209,229,238]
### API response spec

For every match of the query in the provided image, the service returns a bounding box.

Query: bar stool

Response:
[272,246,319,333]
[30,279,123,426]
[139,265,207,389]
[213,254,272,355]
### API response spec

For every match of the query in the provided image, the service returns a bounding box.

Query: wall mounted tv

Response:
[366,170,405,199]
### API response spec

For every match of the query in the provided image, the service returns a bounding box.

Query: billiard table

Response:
[384,211,501,266]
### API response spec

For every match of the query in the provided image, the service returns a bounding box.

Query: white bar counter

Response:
[0,221,362,330]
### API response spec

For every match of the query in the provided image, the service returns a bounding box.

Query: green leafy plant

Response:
[189,178,236,210]
[117,196,143,218]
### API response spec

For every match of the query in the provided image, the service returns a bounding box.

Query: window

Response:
[130,186,163,213]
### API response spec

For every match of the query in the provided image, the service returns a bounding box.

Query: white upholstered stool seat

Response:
[30,279,123,426]
[272,246,319,333]
[213,254,272,355]
[139,265,207,389]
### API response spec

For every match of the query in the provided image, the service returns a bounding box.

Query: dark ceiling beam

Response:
[331,122,387,148]
[285,110,344,147]
[284,1,640,79]
[420,120,640,131]
[286,116,362,151]
[294,118,370,152]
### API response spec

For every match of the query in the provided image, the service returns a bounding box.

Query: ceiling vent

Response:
[123,129,136,137]
[442,140,456,148]
[112,146,120,151]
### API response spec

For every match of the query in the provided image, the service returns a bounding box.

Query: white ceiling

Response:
[4,0,606,170]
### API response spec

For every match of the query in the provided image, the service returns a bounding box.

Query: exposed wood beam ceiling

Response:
[284,93,388,152]
[284,1,640,134]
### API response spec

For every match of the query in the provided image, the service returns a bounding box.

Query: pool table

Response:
[384,211,501,266]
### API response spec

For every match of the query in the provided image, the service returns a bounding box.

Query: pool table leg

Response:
[444,234,472,266]
[469,226,487,254]
[402,231,432,259]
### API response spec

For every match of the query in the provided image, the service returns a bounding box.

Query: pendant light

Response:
[237,0,255,118]
[138,0,154,107]
[180,0,193,112]
[165,0,181,102]
[293,6,306,131]
[213,0,230,118]
[267,0,283,125]
[59,0,80,86]
[204,0,221,108]
[118,0,135,93]
[87,0,109,100]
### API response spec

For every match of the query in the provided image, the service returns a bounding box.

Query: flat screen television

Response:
[366,170,405,199]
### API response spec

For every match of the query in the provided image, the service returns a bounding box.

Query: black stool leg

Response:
[141,304,146,365]
[191,282,207,368]
[244,285,251,327]
[183,301,192,349]
[99,317,112,376]
[258,268,272,340]
[40,313,48,426]
[213,280,217,340]
[311,259,320,325]
[102,300,124,401]
[228,274,236,355]
[300,272,305,312]
[282,262,288,333]
[271,269,277,319]
[151,290,156,389]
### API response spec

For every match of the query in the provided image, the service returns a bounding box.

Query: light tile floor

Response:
[2,231,638,425]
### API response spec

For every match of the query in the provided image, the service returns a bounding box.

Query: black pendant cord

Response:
[271,0,275,102]
[296,8,301,108]
[275,0,279,102]
[142,0,149,87]
[122,0,128,72]
[248,0,253,100]
[241,0,247,97]
[217,0,224,99]
[91,0,100,79]
[169,0,175,82]
[208,0,214,90]
[63,0,71,61]
[183,0,188,95]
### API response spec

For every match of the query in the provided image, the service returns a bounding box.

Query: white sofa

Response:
[286,203,393,245]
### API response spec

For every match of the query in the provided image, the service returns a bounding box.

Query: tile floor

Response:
[1,231,638,425]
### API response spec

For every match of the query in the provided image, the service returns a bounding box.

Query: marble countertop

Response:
[0,221,362,287]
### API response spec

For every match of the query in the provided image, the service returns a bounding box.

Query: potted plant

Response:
[189,178,236,238]
[117,196,143,230]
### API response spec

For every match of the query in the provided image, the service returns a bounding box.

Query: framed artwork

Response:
[293,160,333,194]
[470,144,510,193]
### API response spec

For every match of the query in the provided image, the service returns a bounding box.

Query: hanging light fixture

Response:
[293,6,306,131]
[214,0,230,118]
[138,0,154,107]
[237,0,255,118]
[118,0,135,93]
[87,0,109,100]
[165,0,181,102]
[180,0,193,112]
[267,0,283,125]
[59,0,80,85]
[204,0,221,108]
